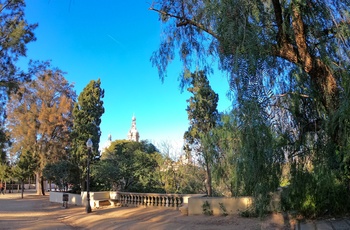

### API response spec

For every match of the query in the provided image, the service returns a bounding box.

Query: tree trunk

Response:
[21,180,24,199]
[206,164,212,197]
[272,2,339,113]
[35,172,46,195]
[36,172,41,195]
[41,176,45,196]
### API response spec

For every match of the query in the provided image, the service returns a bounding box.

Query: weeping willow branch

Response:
[149,7,219,40]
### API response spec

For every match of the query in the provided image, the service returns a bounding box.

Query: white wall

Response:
[50,192,83,206]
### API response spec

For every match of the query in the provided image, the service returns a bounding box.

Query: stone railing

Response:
[49,191,206,210]
[118,192,185,208]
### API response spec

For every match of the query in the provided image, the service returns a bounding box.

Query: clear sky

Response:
[21,0,232,156]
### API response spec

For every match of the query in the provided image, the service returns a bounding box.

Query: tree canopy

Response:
[94,140,163,193]
[6,69,76,194]
[0,0,37,94]
[151,0,349,108]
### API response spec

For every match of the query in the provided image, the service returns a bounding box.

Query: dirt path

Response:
[0,191,290,230]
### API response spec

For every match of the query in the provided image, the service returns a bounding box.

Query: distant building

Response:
[127,115,140,142]
[100,133,112,155]
[106,133,112,148]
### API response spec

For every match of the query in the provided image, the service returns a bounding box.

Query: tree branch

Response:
[0,1,12,14]
[291,3,312,72]
[149,7,219,40]
[274,92,310,98]
[272,0,285,43]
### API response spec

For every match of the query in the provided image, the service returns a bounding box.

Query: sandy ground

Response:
[0,190,292,230]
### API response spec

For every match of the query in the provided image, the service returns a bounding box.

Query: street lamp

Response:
[86,138,93,213]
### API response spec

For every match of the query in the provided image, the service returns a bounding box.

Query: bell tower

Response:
[127,115,140,142]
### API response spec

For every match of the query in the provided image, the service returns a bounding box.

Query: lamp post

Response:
[86,138,93,213]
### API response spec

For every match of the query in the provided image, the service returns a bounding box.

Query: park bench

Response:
[91,192,120,208]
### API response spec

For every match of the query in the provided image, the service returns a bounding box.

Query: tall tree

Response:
[0,0,39,161]
[184,71,219,196]
[6,69,76,195]
[71,79,104,191]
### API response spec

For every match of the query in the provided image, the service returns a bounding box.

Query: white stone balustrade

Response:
[117,192,184,208]
[50,191,206,211]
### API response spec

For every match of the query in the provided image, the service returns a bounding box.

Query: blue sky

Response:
[22,0,232,154]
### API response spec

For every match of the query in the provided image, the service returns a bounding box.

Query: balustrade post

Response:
[175,196,179,207]
[121,195,125,206]
[156,196,159,206]
[165,196,169,207]
[171,196,174,207]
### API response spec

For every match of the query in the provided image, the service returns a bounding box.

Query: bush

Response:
[282,163,350,218]
[202,200,213,216]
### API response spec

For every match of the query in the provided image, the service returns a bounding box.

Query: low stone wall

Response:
[50,191,82,206]
[182,194,206,204]
[188,197,253,215]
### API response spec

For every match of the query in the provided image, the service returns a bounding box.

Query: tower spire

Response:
[127,115,139,142]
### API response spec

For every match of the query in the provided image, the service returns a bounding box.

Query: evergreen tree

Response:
[71,79,104,191]
[12,150,38,198]
[43,160,77,192]
[184,71,219,196]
